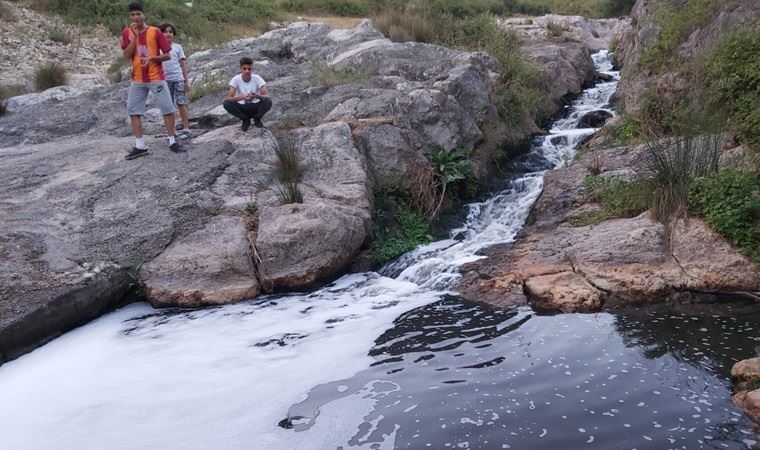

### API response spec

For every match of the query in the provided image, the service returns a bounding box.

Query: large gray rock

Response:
[0,135,232,362]
[256,122,372,290]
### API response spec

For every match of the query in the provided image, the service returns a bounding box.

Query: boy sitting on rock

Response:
[223,57,272,131]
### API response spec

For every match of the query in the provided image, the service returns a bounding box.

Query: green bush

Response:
[584,174,652,219]
[373,207,433,264]
[280,0,370,17]
[244,202,259,214]
[703,28,760,154]
[29,0,278,38]
[46,26,72,43]
[34,62,68,91]
[690,170,760,264]
[545,20,567,37]
[640,0,719,72]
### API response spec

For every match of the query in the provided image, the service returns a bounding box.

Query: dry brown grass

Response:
[407,160,440,220]
[372,10,438,43]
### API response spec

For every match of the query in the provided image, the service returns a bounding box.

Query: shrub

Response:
[310,60,372,87]
[280,0,370,17]
[703,28,760,154]
[584,174,651,219]
[640,0,719,72]
[46,26,72,44]
[372,9,438,43]
[690,170,760,264]
[643,133,721,223]
[373,207,433,265]
[545,20,567,38]
[244,201,259,214]
[34,62,68,91]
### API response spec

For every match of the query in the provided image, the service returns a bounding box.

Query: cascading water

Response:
[0,52,757,450]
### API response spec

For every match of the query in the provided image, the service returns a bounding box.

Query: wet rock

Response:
[732,357,760,384]
[577,109,612,128]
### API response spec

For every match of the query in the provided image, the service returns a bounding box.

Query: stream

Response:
[0,51,757,450]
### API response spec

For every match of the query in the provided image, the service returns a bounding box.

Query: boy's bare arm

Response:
[180,59,190,87]
[122,36,137,58]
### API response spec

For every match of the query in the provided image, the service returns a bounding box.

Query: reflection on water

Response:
[284,298,760,449]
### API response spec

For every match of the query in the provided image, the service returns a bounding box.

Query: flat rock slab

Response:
[141,216,259,307]
[0,135,232,361]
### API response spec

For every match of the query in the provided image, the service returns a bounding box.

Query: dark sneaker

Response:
[241,119,251,131]
[125,147,149,160]
[169,142,187,153]
[253,118,264,128]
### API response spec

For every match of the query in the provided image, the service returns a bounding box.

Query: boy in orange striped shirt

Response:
[120,1,186,159]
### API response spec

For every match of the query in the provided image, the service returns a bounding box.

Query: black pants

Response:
[223,98,272,122]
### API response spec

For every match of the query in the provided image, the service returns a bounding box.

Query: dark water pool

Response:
[284,297,760,449]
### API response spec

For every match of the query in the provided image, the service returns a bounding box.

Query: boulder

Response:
[256,122,372,290]
[140,216,260,308]
[577,109,613,128]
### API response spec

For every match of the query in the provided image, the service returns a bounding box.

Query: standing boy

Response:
[159,22,191,138]
[121,1,186,160]
[223,57,272,131]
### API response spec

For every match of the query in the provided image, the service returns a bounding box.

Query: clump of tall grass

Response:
[46,25,72,44]
[545,20,567,37]
[273,141,304,204]
[372,8,438,43]
[643,132,722,223]
[34,62,68,91]
[310,60,372,87]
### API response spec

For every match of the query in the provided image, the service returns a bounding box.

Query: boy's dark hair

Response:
[239,57,253,66]
[158,23,176,34]
[128,1,143,12]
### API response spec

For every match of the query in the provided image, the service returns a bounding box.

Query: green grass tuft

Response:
[34,62,68,91]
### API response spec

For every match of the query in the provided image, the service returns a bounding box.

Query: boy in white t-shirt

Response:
[159,23,190,136]
[222,56,272,131]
